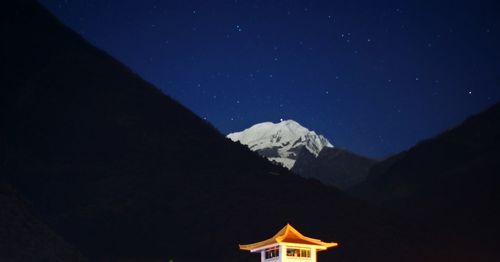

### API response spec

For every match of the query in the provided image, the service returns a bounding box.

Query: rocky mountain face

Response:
[292,147,376,190]
[228,120,333,169]
[0,1,413,262]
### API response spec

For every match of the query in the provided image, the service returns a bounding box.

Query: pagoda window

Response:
[286,247,311,258]
[264,246,279,259]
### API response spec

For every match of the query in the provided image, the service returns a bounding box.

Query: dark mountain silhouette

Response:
[0,183,85,262]
[352,103,500,261]
[1,1,414,262]
[292,147,376,189]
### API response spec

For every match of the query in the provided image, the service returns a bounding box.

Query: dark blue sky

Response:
[40,0,500,158]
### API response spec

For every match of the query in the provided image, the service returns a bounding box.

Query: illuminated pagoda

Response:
[239,224,338,262]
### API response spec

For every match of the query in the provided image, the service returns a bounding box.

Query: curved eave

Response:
[317,242,339,250]
[279,241,339,250]
[239,224,338,252]
[239,240,278,251]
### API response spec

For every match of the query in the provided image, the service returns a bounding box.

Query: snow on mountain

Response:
[227,120,333,169]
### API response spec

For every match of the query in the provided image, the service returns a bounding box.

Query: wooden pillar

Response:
[280,244,286,262]
[311,248,317,261]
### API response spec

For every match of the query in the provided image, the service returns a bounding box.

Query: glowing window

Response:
[265,246,279,259]
[286,247,311,257]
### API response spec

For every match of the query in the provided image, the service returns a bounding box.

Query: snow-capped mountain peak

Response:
[227,120,333,169]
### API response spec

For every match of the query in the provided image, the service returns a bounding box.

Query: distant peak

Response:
[227,120,334,169]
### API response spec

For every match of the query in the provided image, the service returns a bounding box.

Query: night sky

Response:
[40,0,500,158]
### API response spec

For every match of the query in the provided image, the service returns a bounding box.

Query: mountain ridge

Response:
[228,120,376,189]
[351,102,500,261]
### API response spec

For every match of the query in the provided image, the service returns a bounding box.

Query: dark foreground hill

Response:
[1,1,414,261]
[352,103,500,261]
[0,183,85,262]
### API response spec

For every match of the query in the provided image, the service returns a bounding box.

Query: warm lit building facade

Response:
[239,224,338,262]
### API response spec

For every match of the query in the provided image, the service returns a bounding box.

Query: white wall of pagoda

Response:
[258,244,320,262]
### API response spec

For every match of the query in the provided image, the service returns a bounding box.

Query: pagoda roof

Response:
[239,224,338,251]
